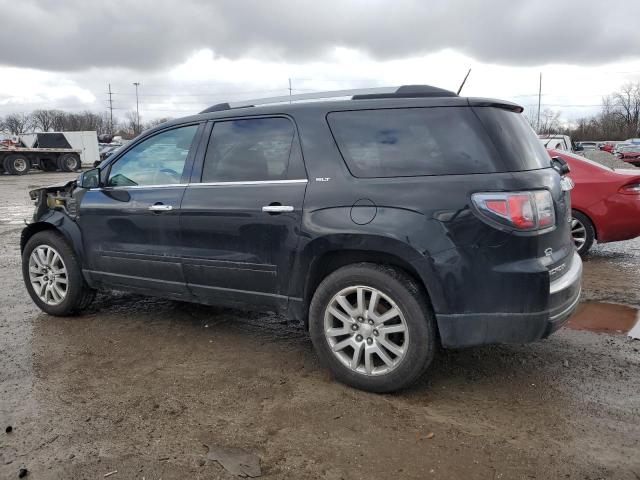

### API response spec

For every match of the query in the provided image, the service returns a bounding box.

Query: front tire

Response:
[22,230,95,316]
[309,263,436,393]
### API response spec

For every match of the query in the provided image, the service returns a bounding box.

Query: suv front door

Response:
[179,116,307,311]
[79,123,202,297]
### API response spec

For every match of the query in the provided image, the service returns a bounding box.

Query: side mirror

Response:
[551,156,570,176]
[574,144,584,151]
[78,167,101,189]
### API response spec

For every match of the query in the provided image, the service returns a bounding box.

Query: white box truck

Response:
[0,131,99,175]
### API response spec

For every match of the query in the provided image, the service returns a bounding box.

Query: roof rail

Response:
[199,85,457,113]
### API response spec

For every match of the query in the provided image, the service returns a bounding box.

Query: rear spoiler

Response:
[467,98,524,113]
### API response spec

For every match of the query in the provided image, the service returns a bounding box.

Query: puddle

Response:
[567,301,640,335]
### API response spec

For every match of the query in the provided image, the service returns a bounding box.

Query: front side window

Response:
[107,125,198,187]
[202,117,295,182]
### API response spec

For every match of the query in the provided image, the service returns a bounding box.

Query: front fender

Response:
[21,211,85,264]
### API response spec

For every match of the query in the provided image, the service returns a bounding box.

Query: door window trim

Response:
[92,178,308,191]
[189,179,308,188]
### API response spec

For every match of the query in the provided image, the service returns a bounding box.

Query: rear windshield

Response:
[327,107,504,178]
[473,107,551,171]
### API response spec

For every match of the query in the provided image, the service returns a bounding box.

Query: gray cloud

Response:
[0,0,639,72]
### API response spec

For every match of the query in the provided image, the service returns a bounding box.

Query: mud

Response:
[568,302,639,334]
[1,171,640,479]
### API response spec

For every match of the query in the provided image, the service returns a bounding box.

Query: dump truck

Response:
[0,131,99,175]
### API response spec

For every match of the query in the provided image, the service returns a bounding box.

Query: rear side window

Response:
[327,107,502,178]
[473,107,551,171]
[202,117,295,182]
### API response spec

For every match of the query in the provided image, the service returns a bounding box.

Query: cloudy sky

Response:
[1,0,639,125]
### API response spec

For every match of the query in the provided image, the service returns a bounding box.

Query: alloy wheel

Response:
[571,217,587,250]
[28,245,68,305]
[324,285,409,376]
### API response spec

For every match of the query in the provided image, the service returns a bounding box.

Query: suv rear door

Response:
[179,116,307,311]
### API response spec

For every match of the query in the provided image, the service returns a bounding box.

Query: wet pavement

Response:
[1,171,639,479]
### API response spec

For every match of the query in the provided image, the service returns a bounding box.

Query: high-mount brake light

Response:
[471,190,556,232]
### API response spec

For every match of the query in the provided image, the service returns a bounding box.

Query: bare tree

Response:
[49,110,67,132]
[55,111,110,133]
[123,110,138,136]
[1,112,33,135]
[524,107,562,134]
[537,109,562,135]
[31,109,58,132]
[566,83,640,141]
[610,82,640,138]
[143,117,173,130]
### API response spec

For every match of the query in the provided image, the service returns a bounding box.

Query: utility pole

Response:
[108,83,114,136]
[133,82,141,135]
[288,78,293,103]
[537,73,542,133]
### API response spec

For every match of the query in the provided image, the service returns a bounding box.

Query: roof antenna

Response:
[456,68,471,95]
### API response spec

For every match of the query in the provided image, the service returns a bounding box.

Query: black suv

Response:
[21,85,582,392]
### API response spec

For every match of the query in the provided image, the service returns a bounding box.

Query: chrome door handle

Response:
[148,204,173,212]
[262,205,294,213]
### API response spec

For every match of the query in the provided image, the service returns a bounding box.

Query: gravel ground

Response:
[582,149,638,170]
[1,171,639,479]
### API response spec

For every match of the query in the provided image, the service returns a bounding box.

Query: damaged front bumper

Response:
[28,180,78,222]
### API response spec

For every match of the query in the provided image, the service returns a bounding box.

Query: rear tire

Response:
[571,210,595,256]
[309,263,436,393]
[58,153,80,172]
[4,154,30,175]
[22,230,95,316]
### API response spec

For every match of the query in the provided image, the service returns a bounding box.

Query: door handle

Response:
[148,204,173,212]
[262,205,294,213]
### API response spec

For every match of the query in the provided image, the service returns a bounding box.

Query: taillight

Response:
[472,190,556,232]
[619,183,640,194]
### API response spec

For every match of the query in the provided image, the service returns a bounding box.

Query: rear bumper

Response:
[437,252,582,348]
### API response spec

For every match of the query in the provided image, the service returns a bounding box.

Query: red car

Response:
[601,143,615,153]
[548,149,640,255]
[618,147,640,166]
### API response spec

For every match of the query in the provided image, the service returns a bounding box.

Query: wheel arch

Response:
[291,235,444,328]
[21,214,85,262]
